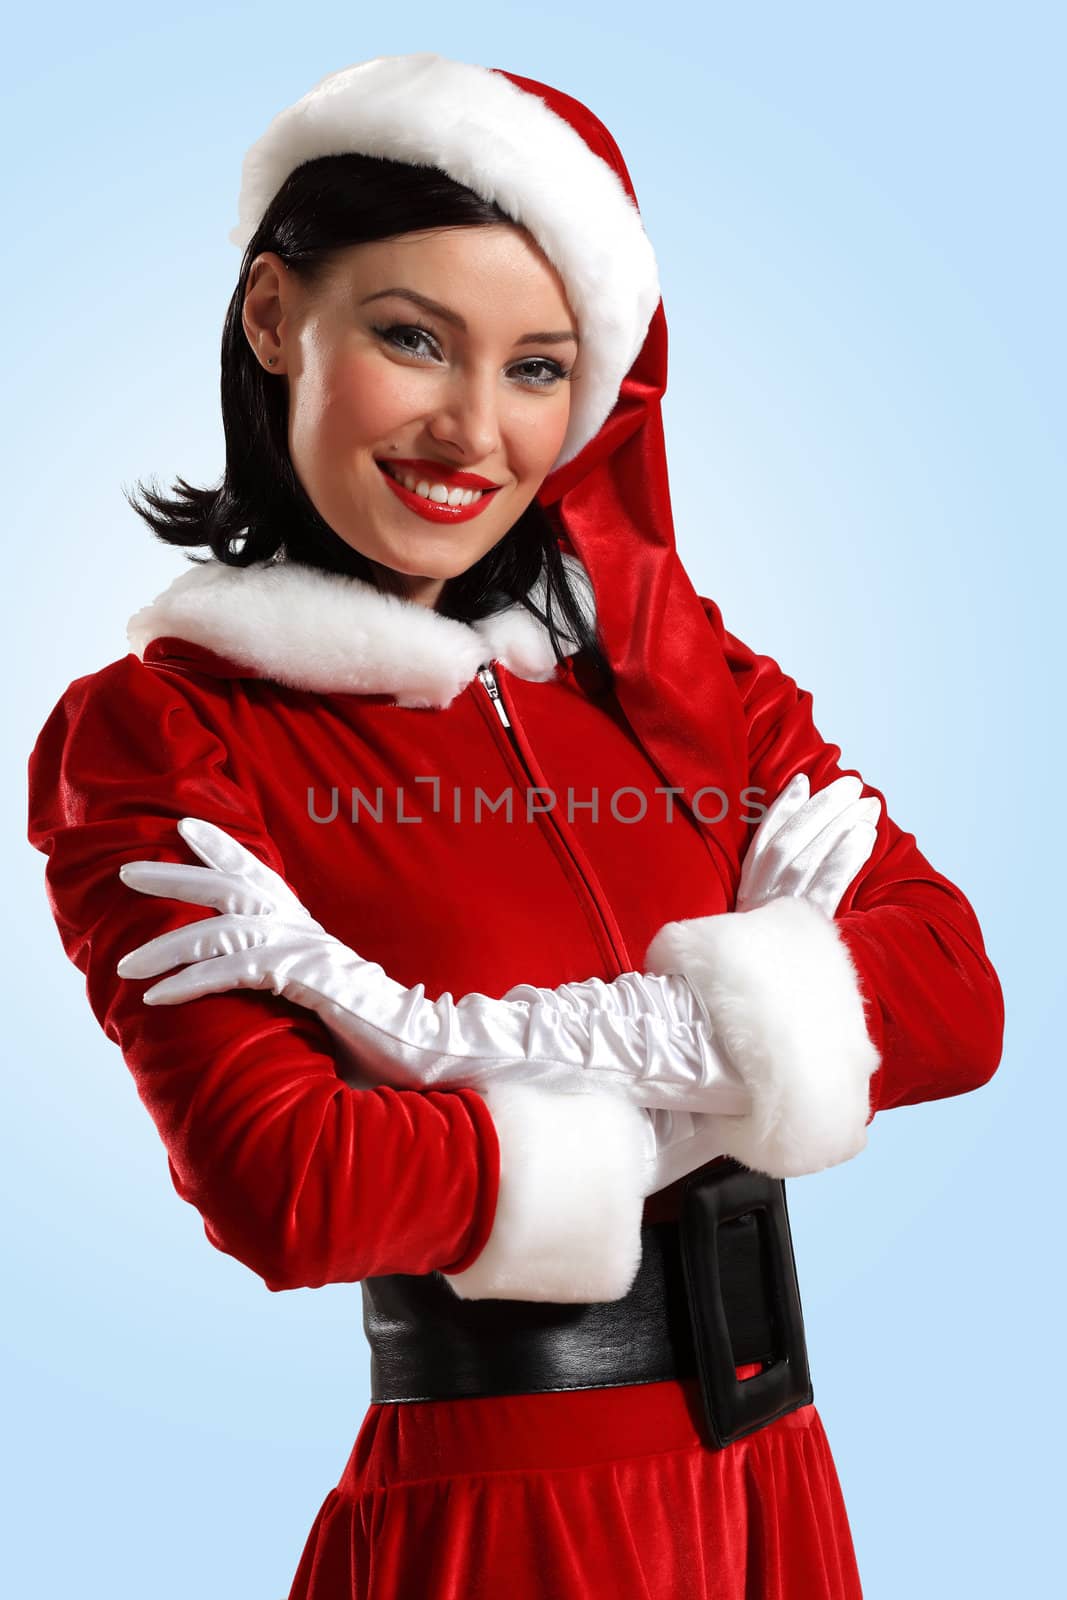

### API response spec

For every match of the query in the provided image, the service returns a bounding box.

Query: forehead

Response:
[322,225,575,318]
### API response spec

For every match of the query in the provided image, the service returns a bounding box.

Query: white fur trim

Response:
[127,552,594,707]
[229,54,661,469]
[442,1083,653,1303]
[644,897,880,1179]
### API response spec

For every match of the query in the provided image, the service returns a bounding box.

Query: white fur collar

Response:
[127,552,596,709]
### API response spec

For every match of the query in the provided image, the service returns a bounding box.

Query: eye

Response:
[371,322,443,361]
[371,323,573,389]
[509,357,574,390]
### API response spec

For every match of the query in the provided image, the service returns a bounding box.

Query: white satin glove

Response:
[115,773,877,1123]
[737,771,878,916]
[115,820,750,1116]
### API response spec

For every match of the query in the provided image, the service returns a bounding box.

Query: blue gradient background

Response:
[6,3,1062,1594]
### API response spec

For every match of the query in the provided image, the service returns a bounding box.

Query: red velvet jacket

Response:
[25,552,1004,1304]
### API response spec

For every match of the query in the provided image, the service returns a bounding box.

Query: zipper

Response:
[474,660,632,973]
[477,664,512,729]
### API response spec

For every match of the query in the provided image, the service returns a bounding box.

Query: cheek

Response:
[292,351,421,464]
[506,394,572,479]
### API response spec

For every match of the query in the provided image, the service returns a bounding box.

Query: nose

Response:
[425,365,501,464]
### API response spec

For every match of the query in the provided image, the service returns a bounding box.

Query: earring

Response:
[267,357,277,367]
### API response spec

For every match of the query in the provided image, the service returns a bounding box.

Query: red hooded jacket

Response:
[26,548,1004,1303]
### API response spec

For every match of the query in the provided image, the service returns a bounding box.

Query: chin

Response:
[379,529,501,577]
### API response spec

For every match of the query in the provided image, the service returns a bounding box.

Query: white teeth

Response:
[385,464,484,506]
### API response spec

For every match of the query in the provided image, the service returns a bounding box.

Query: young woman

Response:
[26,54,1005,1599]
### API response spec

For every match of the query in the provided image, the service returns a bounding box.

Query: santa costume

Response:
[25,54,1004,1599]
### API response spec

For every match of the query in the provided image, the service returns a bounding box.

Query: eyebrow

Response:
[359,287,579,346]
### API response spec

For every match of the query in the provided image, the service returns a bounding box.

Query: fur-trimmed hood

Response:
[127,551,597,710]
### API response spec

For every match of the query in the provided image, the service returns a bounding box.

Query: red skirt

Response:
[285,1363,863,1598]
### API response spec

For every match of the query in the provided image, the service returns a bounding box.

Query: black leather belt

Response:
[361,1158,814,1449]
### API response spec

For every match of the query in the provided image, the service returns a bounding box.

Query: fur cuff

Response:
[644,897,880,1179]
[442,1083,651,1303]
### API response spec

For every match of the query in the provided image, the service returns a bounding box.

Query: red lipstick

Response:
[376,460,502,525]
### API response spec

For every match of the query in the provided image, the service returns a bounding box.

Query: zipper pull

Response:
[478,663,512,729]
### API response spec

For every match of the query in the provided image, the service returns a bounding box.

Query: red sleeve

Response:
[708,597,1005,1121]
[25,653,500,1293]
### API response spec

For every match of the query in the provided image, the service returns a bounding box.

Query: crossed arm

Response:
[114,773,881,1192]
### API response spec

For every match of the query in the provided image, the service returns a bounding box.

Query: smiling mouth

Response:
[377,460,500,508]
[375,460,503,525]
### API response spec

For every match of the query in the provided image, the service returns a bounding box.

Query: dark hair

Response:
[124,153,611,688]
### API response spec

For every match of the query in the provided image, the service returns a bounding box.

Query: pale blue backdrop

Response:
[5,2,1062,1595]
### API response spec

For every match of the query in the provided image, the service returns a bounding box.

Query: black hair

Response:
[124,153,611,689]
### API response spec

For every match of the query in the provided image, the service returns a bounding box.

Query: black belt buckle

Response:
[678,1158,813,1448]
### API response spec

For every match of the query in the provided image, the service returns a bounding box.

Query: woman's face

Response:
[242,224,579,607]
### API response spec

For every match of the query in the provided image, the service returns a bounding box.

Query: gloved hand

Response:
[737,771,878,916]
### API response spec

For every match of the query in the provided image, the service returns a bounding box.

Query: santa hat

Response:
[231,53,748,895]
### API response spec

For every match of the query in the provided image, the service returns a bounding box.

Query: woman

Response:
[25,55,1004,1598]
